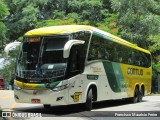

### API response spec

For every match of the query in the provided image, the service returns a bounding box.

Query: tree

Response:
[5,0,40,40]
[111,0,160,48]
[5,0,71,40]
[110,0,160,92]
[0,46,19,84]
[67,0,108,24]
[0,0,9,50]
[4,0,111,41]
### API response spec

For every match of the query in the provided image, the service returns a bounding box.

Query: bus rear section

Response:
[0,78,5,90]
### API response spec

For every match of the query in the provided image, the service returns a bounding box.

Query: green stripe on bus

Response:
[112,63,124,90]
[93,32,112,41]
[45,81,60,89]
[36,84,46,88]
[103,61,124,92]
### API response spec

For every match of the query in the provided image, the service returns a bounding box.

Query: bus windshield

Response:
[16,35,69,83]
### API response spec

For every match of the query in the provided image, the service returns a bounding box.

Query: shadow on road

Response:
[12,99,147,117]
[13,104,85,116]
[93,99,146,110]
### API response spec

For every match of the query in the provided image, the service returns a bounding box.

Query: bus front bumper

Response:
[14,88,69,105]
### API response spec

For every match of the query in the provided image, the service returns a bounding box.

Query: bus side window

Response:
[138,57,144,66]
[67,45,86,78]
[114,49,119,62]
[88,48,96,60]
[142,53,150,68]
[128,56,132,64]
[104,49,109,60]
[69,47,79,71]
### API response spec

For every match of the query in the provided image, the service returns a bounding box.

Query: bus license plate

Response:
[31,99,41,103]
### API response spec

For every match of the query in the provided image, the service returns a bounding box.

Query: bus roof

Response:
[25,25,93,36]
[25,25,150,54]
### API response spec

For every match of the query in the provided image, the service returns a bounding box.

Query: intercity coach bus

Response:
[14,25,152,110]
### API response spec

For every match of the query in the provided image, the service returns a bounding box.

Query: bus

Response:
[14,25,152,110]
[0,78,5,90]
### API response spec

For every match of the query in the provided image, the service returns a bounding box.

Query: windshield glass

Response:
[41,36,68,64]
[16,35,69,82]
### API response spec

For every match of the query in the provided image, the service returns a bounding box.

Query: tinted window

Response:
[88,32,151,68]
[67,31,91,78]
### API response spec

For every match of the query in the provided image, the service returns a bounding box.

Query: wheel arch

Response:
[140,84,145,96]
[84,82,97,102]
[132,83,140,97]
[135,84,140,90]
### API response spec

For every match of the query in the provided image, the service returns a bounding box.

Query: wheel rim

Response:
[134,88,139,103]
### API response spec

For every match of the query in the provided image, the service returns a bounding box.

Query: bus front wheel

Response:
[85,89,93,111]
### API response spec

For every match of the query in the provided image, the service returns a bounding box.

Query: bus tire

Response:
[132,87,139,103]
[138,91,143,102]
[85,89,93,111]
[44,104,51,109]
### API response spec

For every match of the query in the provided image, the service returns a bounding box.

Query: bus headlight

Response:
[52,84,68,92]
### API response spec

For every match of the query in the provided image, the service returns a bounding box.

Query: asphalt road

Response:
[1,90,160,120]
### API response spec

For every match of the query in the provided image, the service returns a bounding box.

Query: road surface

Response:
[0,90,160,120]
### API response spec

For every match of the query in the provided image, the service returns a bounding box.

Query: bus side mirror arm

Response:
[63,40,85,58]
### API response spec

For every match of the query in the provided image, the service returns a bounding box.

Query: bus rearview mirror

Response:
[63,40,85,58]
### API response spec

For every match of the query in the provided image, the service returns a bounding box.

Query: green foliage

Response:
[0,46,19,83]
[5,0,110,40]
[0,0,160,92]
[0,22,8,46]
[52,10,65,19]
[36,18,76,28]
[153,62,160,72]
[20,4,39,28]
[0,0,9,49]
[5,0,40,40]
[67,12,81,22]
[110,0,160,91]
[148,34,160,53]
[0,0,9,19]
[111,0,160,47]
[0,60,15,83]
[147,33,160,81]
[67,0,107,22]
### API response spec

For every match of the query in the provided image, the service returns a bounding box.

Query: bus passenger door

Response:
[67,45,84,104]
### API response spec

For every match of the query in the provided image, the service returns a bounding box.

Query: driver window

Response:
[68,44,86,78]
[68,45,80,75]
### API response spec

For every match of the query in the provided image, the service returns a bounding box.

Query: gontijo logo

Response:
[127,68,143,76]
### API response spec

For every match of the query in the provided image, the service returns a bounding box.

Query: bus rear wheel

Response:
[85,89,93,111]
[130,87,139,103]
[138,89,143,102]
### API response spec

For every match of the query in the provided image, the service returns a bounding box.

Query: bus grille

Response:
[18,69,66,83]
